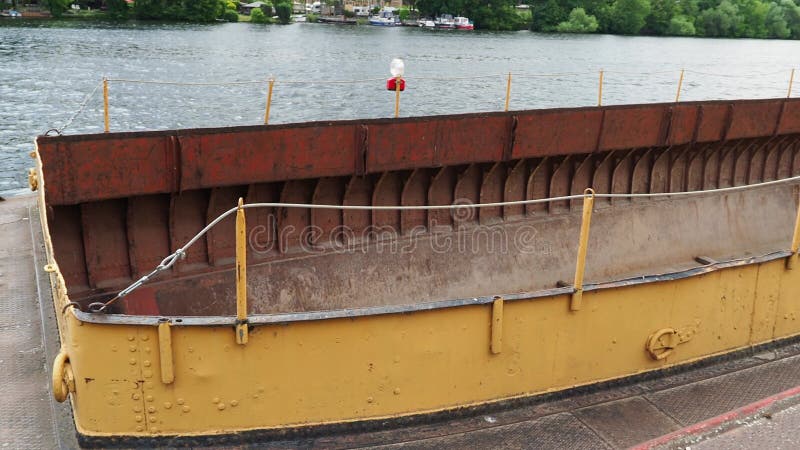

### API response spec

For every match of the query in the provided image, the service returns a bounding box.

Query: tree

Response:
[250,6,269,21]
[41,0,71,17]
[133,0,164,19]
[531,0,569,31]
[666,15,696,35]
[275,0,292,23]
[260,1,273,16]
[680,0,701,18]
[697,0,743,37]
[223,7,239,21]
[556,7,599,32]
[587,0,615,32]
[778,0,800,37]
[471,3,527,30]
[182,0,225,22]
[398,7,411,21]
[736,0,769,37]
[645,0,679,34]
[765,1,790,37]
[607,0,651,34]
[106,0,130,19]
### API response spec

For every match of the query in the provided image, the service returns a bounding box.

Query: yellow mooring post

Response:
[394,76,402,118]
[235,198,249,344]
[787,192,800,269]
[571,188,595,311]
[504,72,512,112]
[102,77,110,133]
[675,69,685,102]
[264,78,275,125]
[789,69,796,98]
[597,70,604,107]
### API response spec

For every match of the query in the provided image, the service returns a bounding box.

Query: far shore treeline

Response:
[39,0,293,23]
[28,0,800,37]
[417,0,800,36]
[528,0,800,38]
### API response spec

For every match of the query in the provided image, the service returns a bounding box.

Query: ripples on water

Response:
[2,20,800,193]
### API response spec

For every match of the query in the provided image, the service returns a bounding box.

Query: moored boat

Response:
[31,94,800,444]
[454,16,473,30]
[435,13,455,28]
[368,7,399,26]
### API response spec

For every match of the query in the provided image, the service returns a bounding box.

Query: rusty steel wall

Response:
[35,98,800,315]
[37,99,800,206]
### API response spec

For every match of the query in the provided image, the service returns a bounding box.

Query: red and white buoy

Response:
[386,58,406,92]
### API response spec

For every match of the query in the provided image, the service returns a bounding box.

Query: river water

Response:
[2,20,800,194]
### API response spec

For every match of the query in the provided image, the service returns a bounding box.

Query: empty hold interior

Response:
[45,140,800,317]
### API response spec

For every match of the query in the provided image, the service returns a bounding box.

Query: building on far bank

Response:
[240,1,265,15]
[342,0,402,11]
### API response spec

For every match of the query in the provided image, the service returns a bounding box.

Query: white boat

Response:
[454,16,473,30]
[369,8,399,26]
[417,18,435,28]
[435,14,455,29]
[306,1,321,13]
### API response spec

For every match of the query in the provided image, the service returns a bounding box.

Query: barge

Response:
[32,97,800,443]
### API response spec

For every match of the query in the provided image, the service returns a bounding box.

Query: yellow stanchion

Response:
[235,198,249,344]
[103,77,110,133]
[571,189,595,311]
[675,69,685,102]
[504,72,512,112]
[597,70,604,107]
[789,69,795,99]
[264,78,275,125]
[394,76,402,118]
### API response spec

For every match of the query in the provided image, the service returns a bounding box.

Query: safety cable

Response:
[49,68,799,135]
[46,80,103,136]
